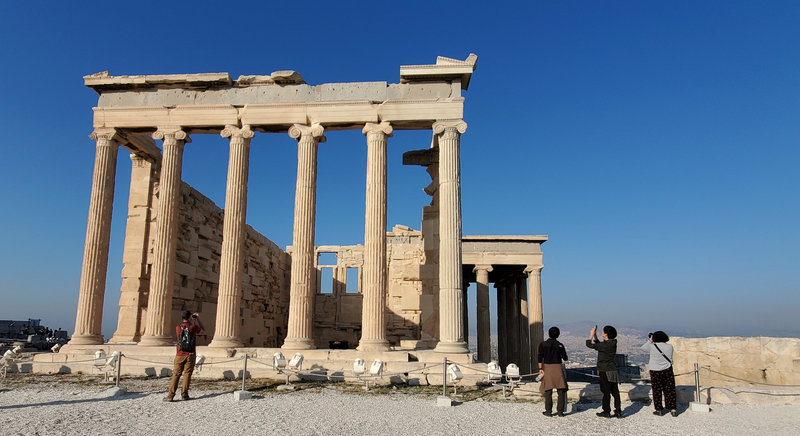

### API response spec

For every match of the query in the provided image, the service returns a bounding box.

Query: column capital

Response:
[473,264,493,273]
[524,264,544,274]
[288,123,326,142]
[221,124,255,139]
[362,121,393,138]
[153,127,190,143]
[432,119,467,135]
[89,127,120,143]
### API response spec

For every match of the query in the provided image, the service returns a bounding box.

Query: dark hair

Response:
[603,325,617,339]
[548,326,560,339]
[181,310,193,321]
[651,330,669,343]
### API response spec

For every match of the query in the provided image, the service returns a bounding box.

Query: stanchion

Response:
[436,356,452,407]
[690,362,710,413]
[234,354,252,401]
[116,354,122,388]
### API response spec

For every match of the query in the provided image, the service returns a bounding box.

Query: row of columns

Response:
[71,120,470,354]
[470,265,544,372]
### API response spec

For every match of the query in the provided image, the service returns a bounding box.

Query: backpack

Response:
[178,324,195,352]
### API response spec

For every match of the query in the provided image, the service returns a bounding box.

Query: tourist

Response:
[163,311,205,402]
[642,331,677,416]
[537,326,569,416]
[586,325,622,418]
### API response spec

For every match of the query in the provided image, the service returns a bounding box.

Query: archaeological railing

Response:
[70,54,483,354]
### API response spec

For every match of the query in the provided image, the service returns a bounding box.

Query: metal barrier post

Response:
[442,357,447,396]
[116,354,122,388]
[242,354,248,392]
[694,363,701,402]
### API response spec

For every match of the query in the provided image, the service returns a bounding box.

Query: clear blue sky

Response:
[1,1,798,339]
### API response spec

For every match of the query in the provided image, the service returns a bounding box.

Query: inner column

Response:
[518,273,530,375]
[506,277,520,364]
[474,265,492,362]
[283,123,325,350]
[496,279,507,368]
[140,127,189,346]
[210,125,254,348]
[433,120,469,354]
[358,122,392,352]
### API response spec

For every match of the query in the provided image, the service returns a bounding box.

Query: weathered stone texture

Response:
[672,336,800,387]
[112,179,290,347]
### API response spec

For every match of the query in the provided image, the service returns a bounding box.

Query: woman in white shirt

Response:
[641,330,677,416]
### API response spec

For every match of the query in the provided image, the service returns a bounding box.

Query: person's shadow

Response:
[621,401,646,416]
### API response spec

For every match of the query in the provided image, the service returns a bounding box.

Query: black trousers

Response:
[599,371,621,413]
[544,388,567,414]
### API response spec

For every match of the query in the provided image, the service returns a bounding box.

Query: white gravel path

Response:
[1,383,799,435]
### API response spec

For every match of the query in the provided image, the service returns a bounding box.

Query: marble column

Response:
[432,120,468,354]
[70,128,120,345]
[283,123,325,350]
[474,265,492,362]
[496,279,507,368]
[109,154,155,344]
[518,274,531,375]
[462,280,469,347]
[210,125,254,348]
[358,122,392,352]
[140,127,189,346]
[526,265,544,367]
[506,278,520,364]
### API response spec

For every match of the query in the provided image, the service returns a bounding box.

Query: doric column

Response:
[432,120,468,354]
[473,265,492,362]
[70,128,120,345]
[526,265,544,367]
[283,123,325,350]
[210,125,254,348]
[139,127,189,346]
[358,121,392,352]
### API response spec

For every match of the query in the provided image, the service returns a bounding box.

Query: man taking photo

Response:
[164,310,205,402]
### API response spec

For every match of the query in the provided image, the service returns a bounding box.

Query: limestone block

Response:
[175,260,196,277]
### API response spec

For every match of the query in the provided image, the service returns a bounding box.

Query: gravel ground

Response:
[1,374,798,435]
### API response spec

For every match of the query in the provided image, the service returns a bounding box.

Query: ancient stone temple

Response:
[64,54,547,374]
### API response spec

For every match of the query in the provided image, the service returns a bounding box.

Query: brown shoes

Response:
[162,396,174,402]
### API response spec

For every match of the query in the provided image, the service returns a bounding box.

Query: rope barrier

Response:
[118,355,175,366]
[701,366,800,388]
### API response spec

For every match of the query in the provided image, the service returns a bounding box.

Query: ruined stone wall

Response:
[111,156,290,347]
[672,337,800,387]
[311,225,427,349]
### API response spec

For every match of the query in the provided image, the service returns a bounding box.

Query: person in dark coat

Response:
[586,325,622,418]
[537,326,569,416]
